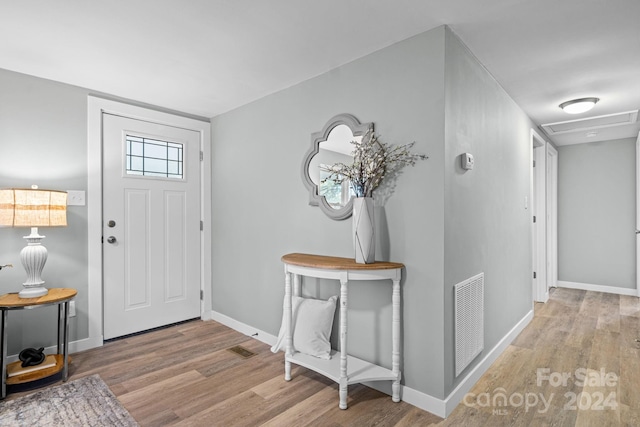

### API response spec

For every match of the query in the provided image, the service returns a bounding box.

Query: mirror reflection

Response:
[308,125,362,209]
[301,113,373,220]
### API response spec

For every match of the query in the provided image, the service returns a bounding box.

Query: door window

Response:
[126,135,184,179]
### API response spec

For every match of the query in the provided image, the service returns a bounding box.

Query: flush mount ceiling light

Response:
[559,97,600,114]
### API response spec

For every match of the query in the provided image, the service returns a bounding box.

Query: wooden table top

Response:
[282,253,404,270]
[0,288,77,308]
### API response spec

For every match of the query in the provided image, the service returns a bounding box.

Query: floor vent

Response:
[455,273,484,377]
[227,345,257,359]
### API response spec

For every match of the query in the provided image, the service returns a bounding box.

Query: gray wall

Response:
[0,68,207,354]
[211,27,447,397]
[210,25,536,400]
[0,24,537,402]
[558,138,636,289]
[442,30,534,394]
[0,68,89,352]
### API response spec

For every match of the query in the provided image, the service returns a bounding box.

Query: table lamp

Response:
[0,186,67,298]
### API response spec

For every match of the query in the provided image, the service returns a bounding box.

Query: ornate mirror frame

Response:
[301,113,373,220]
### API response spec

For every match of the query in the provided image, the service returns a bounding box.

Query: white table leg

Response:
[392,278,401,402]
[293,273,301,297]
[339,277,348,409]
[284,269,292,381]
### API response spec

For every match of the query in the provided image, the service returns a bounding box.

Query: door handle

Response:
[107,236,117,244]
[636,230,640,234]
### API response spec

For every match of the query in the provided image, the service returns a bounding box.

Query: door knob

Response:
[107,236,117,244]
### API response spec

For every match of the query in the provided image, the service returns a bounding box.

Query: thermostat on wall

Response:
[461,153,474,170]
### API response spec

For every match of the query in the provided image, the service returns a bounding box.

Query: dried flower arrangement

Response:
[320,130,427,198]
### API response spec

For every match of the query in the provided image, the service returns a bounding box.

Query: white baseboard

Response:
[207,307,533,419]
[365,380,448,418]
[6,335,104,364]
[70,335,104,354]
[558,280,639,297]
[371,309,534,418]
[6,311,273,363]
[440,309,534,417]
[7,307,531,420]
[207,309,277,346]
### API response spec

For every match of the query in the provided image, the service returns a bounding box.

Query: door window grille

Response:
[126,135,183,179]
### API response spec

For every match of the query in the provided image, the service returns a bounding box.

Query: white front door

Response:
[102,113,201,339]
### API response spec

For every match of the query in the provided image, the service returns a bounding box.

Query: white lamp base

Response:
[19,286,49,298]
[19,228,49,299]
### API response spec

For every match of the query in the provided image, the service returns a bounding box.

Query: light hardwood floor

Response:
[441,288,640,427]
[5,287,640,426]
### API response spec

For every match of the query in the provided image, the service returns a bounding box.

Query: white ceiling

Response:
[1,0,639,146]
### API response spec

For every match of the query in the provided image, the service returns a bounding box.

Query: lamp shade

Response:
[0,189,14,226]
[0,188,67,227]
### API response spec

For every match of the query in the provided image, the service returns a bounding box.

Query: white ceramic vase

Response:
[353,197,375,264]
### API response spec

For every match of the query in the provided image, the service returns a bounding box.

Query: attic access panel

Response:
[542,111,639,135]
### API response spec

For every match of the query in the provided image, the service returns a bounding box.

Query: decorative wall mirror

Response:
[301,114,373,220]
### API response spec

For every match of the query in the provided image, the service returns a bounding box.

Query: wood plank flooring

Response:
[441,288,640,427]
[6,319,439,426]
[4,287,640,426]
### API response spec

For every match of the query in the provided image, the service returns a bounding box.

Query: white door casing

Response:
[636,131,640,296]
[531,129,548,303]
[546,144,558,290]
[86,97,212,348]
[532,142,538,303]
[102,114,201,339]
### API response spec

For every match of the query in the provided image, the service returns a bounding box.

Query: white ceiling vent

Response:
[542,110,639,135]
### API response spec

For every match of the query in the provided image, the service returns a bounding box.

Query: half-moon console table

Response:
[0,288,77,398]
[281,253,404,409]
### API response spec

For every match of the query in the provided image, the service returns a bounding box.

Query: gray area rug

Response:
[0,374,138,426]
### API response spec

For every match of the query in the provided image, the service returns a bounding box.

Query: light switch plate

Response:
[67,190,86,206]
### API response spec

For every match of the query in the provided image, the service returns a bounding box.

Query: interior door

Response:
[532,131,548,302]
[102,113,201,339]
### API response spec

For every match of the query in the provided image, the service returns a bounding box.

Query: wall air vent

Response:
[542,110,638,135]
[454,272,484,377]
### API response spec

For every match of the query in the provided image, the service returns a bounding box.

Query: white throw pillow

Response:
[271,295,337,359]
